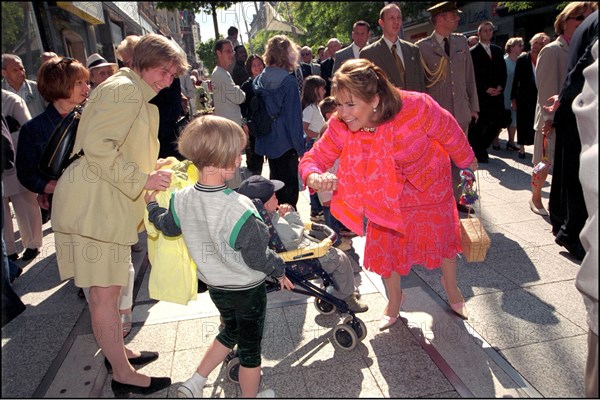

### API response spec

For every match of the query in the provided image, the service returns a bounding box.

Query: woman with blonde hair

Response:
[495,36,524,151]
[252,35,305,209]
[51,34,188,396]
[529,1,596,219]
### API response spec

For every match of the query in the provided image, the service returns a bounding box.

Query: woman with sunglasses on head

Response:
[529,1,596,222]
[50,34,188,397]
[15,57,89,216]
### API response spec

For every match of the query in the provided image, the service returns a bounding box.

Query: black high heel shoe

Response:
[506,143,519,151]
[111,376,171,398]
[104,351,159,373]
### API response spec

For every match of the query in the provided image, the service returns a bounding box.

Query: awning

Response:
[56,2,105,25]
[262,2,306,35]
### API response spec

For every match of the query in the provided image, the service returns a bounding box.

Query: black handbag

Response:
[38,105,84,180]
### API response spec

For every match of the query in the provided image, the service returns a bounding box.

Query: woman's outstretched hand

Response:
[306,172,338,191]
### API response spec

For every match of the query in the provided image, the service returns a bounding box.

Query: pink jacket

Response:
[299,90,475,236]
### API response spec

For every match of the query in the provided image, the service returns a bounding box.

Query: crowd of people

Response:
[2,1,598,398]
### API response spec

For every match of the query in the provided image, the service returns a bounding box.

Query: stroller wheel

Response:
[225,355,240,384]
[332,323,358,351]
[314,298,336,315]
[343,316,368,341]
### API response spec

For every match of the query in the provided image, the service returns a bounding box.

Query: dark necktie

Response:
[391,43,405,88]
[444,37,450,56]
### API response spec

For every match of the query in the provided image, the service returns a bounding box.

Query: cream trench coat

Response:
[51,68,160,245]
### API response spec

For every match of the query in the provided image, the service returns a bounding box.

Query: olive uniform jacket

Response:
[417,32,479,130]
[51,68,160,245]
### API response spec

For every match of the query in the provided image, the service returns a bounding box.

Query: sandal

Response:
[121,312,132,338]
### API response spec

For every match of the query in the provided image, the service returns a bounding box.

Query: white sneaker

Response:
[177,373,206,398]
[257,388,276,398]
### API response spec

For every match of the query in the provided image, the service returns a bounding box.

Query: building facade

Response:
[2,2,200,80]
[403,1,562,48]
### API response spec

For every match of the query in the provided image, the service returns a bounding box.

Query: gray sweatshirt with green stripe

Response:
[147,182,285,290]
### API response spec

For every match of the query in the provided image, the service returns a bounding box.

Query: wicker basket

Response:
[460,216,491,262]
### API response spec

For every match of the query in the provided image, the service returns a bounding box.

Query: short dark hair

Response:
[215,39,232,54]
[353,20,370,31]
[319,96,337,120]
[234,45,246,54]
[227,26,238,36]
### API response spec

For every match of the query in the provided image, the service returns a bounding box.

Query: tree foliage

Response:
[1,2,25,54]
[289,2,382,49]
[197,38,217,73]
[498,1,568,12]
[156,1,234,38]
[279,2,440,51]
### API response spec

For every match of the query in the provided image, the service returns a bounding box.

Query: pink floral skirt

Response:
[363,191,461,278]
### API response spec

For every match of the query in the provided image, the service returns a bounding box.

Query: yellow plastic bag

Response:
[144,157,199,305]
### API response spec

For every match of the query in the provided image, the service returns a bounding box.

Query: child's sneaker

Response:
[310,211,324,222]
[177,373,206,398]
[257,388,276,398]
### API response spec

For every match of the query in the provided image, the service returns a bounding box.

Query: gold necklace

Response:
[360,127,376,133]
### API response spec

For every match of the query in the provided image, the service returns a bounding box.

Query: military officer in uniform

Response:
[416,1,479,212]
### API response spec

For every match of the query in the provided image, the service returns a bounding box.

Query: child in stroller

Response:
[237,175,368,314]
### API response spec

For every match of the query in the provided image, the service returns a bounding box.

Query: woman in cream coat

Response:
[51,34,187,396]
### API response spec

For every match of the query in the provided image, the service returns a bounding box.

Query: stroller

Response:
[222,199,368,383]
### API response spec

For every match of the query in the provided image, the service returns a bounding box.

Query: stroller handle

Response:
[277,222,338,263]
[304,222,338,244]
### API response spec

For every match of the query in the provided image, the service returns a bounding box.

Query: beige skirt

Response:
[54,232,131,288]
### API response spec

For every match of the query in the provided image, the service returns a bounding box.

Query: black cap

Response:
[427,1,463,17]
[237,175,284,204]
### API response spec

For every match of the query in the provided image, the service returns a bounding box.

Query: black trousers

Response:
[268,149,300,209]
[468,115,502,161]
[550,112,588,241]
[245,135,264,176]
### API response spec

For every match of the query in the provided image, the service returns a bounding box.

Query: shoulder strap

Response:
[251,198,287,252]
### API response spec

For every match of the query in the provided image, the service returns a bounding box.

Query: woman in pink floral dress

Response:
[299,59,477,329]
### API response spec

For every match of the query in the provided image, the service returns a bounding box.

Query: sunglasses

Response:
[568,15,585,21]
[50,57,76,69]
[301,52,311,56]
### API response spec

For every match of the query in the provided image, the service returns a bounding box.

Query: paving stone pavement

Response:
[2,130,590,398]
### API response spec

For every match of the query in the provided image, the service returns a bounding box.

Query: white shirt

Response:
[302,103,325,138]
[481,42,492,57]
[351,42,362,59]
